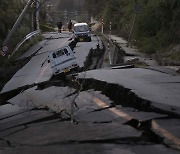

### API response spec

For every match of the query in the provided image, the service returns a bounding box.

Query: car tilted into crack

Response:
[48,46,79,75]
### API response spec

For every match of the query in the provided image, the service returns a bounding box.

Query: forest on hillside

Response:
[86,0,180,60]
[0,0,24,45]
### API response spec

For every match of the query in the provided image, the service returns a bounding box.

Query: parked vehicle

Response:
[48,46,79,75]
[73,23,91,42]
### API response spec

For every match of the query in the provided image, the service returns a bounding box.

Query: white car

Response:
[48,46,79,75]
[73,23,91,42]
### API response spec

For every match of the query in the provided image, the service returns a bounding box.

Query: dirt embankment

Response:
[155,44,180,66]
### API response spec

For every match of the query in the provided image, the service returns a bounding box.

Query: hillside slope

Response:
[49,0,86,12]
[86,0,180,66]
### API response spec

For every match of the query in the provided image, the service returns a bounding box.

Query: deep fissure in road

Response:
[1,36,179,151]
[79,78,180,118]
[0,39,105,105]
[0,76,177,150]
[0,38,77,94]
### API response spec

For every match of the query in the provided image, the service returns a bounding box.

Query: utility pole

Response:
[32,0,41,31]
[127,1,141,47]
[109,21,112,41]
[101,18,104,34]
[64,9,67,25]
[2,0,34,54]
[127,13,137,47]
[75,11,78,22]
[35,0,40,30]
[46,3,53,24]
[108,41,112,66]
[32,0,39,31]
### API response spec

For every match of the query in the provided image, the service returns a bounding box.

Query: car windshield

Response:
[74,25,89,32]
[52,49,65,58]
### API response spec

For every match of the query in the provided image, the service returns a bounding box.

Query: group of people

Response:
[57,20,73,33]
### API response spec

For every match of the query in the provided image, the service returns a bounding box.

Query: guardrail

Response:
[9,30,41,58]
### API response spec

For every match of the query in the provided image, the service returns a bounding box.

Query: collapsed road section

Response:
[0,32,180,153]
[0,72,180,153]
[0,34,105,105]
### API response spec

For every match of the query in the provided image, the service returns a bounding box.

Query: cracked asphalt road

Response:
[0,32,180,154]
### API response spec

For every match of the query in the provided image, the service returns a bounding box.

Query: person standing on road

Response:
[68,20,73,32]
[57,21,62,33]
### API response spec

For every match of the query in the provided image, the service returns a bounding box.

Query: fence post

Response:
[109,22,112,41]
[108,41,112,65]
[101,18,104,34]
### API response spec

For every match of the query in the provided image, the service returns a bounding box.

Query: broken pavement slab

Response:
[151,118,180,150]
[77,68,180,150]
[78,67,180,116]
[8,86,76,114]
[0,109,55,131]
[115,105,167,122]
[74,91,125,123]
[1,118,179,154]
[1,77,180,153]
[1,143,180,154]
[2,121,141,146]
[0,104,33,120]
[152,119,180,138]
